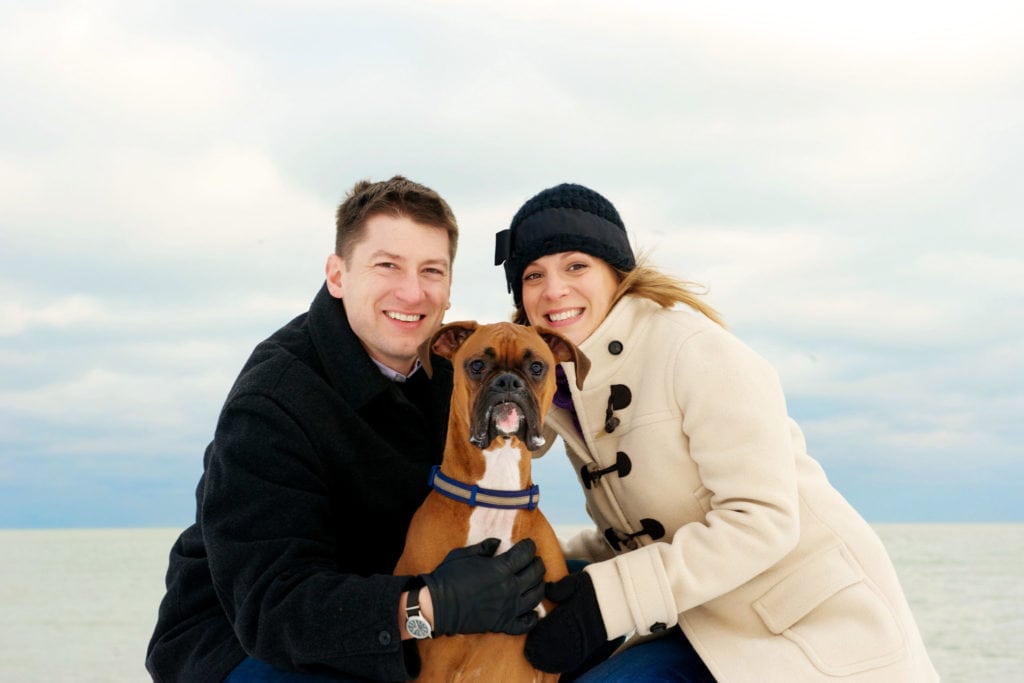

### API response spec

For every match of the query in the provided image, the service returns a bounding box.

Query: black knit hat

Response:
[494,183,636,306]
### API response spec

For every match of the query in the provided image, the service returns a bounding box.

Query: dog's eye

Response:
[529,361,545,376]
[468,359,486,375]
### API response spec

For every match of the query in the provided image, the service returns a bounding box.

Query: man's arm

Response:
[203,392,415,681]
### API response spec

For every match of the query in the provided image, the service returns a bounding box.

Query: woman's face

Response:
[521,251,620,346]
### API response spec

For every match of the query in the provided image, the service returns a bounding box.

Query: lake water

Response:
[0,524,1021,682]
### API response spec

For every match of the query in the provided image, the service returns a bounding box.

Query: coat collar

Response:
[306,282,453,412]
[557,294,659,391]
[306,283,390,410]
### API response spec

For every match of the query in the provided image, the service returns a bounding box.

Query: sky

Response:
[1,0,1022,528]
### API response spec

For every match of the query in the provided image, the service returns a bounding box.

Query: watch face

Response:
[407,615,432,640]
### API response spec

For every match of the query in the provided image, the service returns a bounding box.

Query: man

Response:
[147,176,545,682]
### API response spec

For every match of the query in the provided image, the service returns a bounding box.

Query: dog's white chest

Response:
[467,440,524,554]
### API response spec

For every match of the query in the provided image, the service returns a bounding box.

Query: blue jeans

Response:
[572,628,716,683]
[226,638,714,683]
[224,656,367,682]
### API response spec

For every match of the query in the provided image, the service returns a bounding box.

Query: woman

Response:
[494,183,938,682]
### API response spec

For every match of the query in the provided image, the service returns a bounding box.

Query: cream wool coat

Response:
[546,295,938,682]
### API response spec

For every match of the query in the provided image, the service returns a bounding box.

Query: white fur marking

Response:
[467,440,523,554]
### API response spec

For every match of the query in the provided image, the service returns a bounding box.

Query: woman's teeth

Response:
[547,308,582,322]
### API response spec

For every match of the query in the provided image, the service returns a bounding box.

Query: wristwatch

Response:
[405,588,433,640]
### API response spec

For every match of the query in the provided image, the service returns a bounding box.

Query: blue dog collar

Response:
[429,465,540,510]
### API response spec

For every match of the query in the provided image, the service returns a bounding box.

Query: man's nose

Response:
[394,272,426,303]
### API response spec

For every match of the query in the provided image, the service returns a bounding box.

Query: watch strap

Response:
[406,586,422,612]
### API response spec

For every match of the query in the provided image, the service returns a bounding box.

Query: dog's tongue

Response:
[493,402,523,436]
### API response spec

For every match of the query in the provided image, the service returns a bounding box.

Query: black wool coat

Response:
[146,283,453,682]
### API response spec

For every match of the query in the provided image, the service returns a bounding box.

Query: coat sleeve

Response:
[585,325,801,640]
[202,392,418,681]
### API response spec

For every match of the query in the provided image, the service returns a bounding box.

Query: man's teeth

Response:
[387,311,422,322]
[548,309,582,322]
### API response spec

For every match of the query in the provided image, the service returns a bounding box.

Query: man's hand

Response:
[524,571,608,673]
[423,538,545,636]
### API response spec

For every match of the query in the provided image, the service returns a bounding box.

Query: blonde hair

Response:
[511,250,725,328]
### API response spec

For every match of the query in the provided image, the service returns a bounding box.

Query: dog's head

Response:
[419,321,590,451]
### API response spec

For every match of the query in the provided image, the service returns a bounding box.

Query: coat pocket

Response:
[752,545,907,676]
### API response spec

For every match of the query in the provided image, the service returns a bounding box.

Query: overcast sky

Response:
[2,0,1022,528]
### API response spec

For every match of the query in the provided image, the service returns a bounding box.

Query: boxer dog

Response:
[395,321,589,682]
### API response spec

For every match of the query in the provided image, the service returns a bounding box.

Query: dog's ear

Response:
[418,321,479,377]
[537,328,591,390]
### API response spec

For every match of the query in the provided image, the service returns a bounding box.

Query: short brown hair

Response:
[335,175,459,264]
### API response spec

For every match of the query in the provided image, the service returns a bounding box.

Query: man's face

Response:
[325,213,452,375]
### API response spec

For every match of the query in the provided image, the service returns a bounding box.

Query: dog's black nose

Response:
[491,372,524,393]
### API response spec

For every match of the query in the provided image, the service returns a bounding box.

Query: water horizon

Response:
[1,524,1021,682]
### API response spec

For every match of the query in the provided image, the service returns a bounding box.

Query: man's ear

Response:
[325,254,345,298]
[417,321,479,378]
[538,328,591,390]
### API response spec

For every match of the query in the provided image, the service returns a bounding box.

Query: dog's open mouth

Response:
[470,397,545,450]
[491,401,523,436]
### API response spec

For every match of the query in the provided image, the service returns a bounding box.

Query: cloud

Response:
[1,0,1022,525]
[0,2,243,137]
[0,295,107,337]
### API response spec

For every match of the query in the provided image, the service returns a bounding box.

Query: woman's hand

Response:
[524,572,609,673]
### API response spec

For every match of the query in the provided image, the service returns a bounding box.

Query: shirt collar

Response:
[372,357,422,382]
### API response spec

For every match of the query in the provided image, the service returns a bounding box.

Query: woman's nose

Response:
[543,274,569,299]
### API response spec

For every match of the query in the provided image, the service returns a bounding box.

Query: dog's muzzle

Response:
[470,371,545,451]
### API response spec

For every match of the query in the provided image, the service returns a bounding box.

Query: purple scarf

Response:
[553,366,583,436]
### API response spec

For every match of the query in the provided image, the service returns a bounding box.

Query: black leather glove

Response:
[423,537,545,636]
[525,571,609,673]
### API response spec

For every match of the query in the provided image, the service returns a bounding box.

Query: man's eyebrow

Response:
[422,257,451,269]
[369,250,449,269]
[368,250,403,261]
